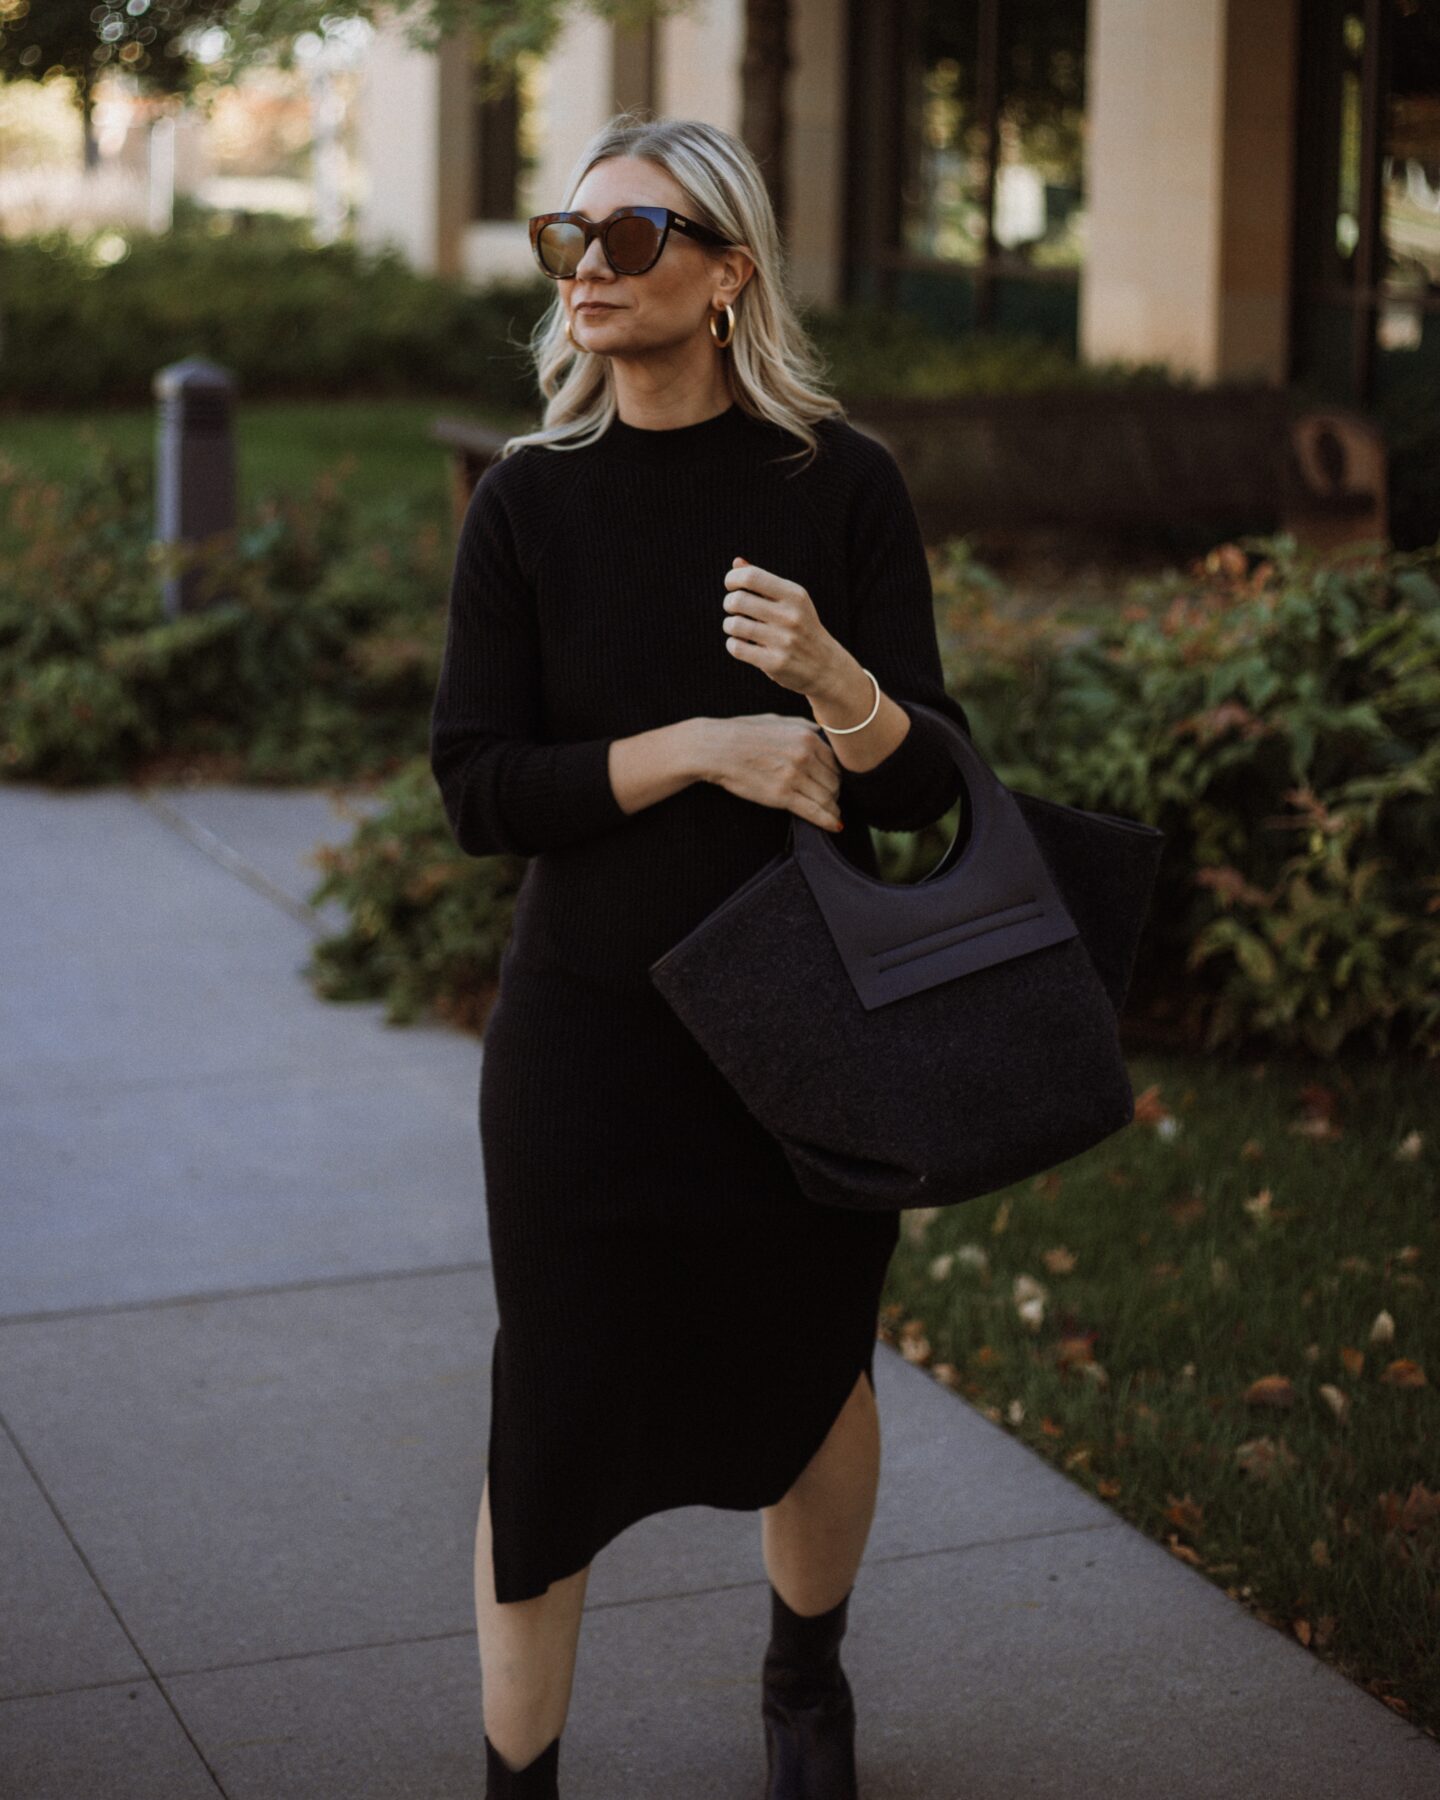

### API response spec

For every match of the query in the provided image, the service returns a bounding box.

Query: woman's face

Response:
[562,155,752,359]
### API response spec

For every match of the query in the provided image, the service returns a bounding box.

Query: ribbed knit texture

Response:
[431,400,963,1606]
[430,401,972,991]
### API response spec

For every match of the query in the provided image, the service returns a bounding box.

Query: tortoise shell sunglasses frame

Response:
[528,205,736,279]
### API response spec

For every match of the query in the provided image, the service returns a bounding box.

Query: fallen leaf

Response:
[1168,1192,1207,1227]
[929,1252,955,1282]
[1310,1539,1332,1567]
[1292,1618,1313,1646]
[1240,1138,1265,1161]
[991,1198,1011,1235]
[1289,1115,1343,1142]
[899,1319,932,1364]
[1318,1384,1349,1423]
[930,1362,964,1391]
[1380,1358,1426,1389]
[1163,1493,1205,1536]
[1041,1245,1077,1274]
[1243,1187,1274,1221]
[1039,1416,1064,1438]
[1132,1083,1168,1124]
[1235,1436,1299,1481]
[1166,1535,1204,1566]
[1096,1476,1122,1498]
[1057,1334,1096,1369]
[1394,1131,1423,1162]
[1296,1080,1339,1121]
[1339,1345,1365,1377]
[1244,1374,1296,1408]
[1006,1398,1025,1425]
[1370,1310,1396,1346]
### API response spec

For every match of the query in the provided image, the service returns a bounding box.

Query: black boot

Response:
[484,1732,560,1798]
[760,1581,859,1800]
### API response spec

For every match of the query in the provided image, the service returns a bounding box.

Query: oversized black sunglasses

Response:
[528,205,735,279]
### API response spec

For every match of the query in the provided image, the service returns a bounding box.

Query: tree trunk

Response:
[739,0,791,240]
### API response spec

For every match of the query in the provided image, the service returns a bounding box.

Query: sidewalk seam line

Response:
[134,788,326,936]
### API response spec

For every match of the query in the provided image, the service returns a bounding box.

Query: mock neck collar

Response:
[600,400,763,461]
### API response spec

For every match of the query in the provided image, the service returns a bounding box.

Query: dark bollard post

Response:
[154,357,237,620]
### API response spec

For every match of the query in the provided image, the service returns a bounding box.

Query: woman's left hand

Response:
[720,556,847,697]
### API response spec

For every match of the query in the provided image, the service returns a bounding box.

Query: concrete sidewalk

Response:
[1,779,1435,1800]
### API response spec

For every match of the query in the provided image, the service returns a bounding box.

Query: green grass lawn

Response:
[880,1040,1439,1735]
[0,395,535,548]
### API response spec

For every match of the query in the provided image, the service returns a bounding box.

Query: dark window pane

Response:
[994,0,1087,268]
[897,0,1086,268]
[1380,0,1440,348]
[898,0,986,264]
[472,51,542,222]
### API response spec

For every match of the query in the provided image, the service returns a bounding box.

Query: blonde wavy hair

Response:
[497,109,845,473]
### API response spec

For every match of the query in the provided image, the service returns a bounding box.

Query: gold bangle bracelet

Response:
[817,667,881,735]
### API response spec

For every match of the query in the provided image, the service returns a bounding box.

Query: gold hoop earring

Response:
[709,302,735,348]
[563,313,575,344]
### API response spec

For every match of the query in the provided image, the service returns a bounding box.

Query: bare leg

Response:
[475,1472,590,1771]
[759,1368,881,1614]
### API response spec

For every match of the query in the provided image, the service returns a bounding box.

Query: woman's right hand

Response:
[689,713,845,832]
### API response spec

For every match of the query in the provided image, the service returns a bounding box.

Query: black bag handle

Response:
[788,702,1083,1011]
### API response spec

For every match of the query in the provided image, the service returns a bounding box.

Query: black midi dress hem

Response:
[486,1308,882,1606]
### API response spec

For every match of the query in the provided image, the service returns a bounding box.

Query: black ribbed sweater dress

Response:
[429,399,972,1604]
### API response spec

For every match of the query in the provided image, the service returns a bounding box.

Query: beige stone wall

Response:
[1081,0,1297,381]
[355,10,454,273]
[659,2,744,135]
[784,0,847,307]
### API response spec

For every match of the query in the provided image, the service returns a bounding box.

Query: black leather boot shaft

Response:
[761,1582,859,1800]
[484,1732,561,1798]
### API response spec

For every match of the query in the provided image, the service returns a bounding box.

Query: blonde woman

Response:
[430,110,971,1800]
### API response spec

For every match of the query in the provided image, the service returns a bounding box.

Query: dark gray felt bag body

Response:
[648,702,1166,1213]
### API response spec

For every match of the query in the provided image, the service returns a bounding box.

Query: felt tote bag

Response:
[648,702,1166,1214]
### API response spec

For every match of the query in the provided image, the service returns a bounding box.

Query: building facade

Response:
[355,0,1439,411]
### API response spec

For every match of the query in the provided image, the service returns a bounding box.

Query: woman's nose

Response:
[576,237,610,279]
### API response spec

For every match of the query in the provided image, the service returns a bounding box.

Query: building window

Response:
[472,49,544,222]
[1291,0,1440,405]
[846,0,1087,341]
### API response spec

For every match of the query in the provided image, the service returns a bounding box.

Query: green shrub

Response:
[0,440,448,785]
[303,760,524,1029]
[0,217,549,413]
[935,534,1440,1059]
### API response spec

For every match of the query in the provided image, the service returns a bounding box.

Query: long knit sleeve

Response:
[832,438,972,833]
[430,463,630,858]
